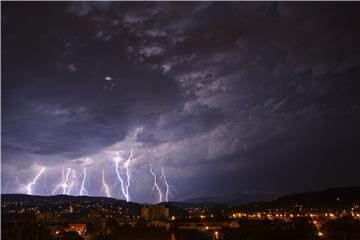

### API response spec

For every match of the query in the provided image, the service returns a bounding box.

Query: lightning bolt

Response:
[124,149,133,201]
[52,167,65,195]
[79,167,88,196]
[114,152,127,200]
[106,149,137,201]
[27,167,45,195]
[149,164,163,203]
[161,168,170,202]
[102,169,111,198]
[66,169,76,195]
[153,150,176,202]
[62,168,71,194]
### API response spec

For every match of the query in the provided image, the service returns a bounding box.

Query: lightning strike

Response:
[66,169,76,195]
[79,167,88,196]
[114,153,127,200]
[52,167,65,195]
[102,169,111,198]
[161,168,170,202]
[123,149,134,201]
[27,167,45,195]
[62,168,72,194]
[110,150,130,201]
[149,164,163,203]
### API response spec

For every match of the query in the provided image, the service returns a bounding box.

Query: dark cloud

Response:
[2,2,360,202]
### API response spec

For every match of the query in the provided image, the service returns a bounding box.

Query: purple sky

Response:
[2,2,360,203]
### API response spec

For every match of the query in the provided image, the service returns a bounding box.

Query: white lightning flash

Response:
[52,168,65,195]
[124,149,133,201]
[102,169,111,198]
[107,149,136,201]
[62,168,72,194]
[27,167,46,195]
[149,164,163,203]
[79,167,88,196]
[113,152,128,200]
[161,168,170,202]
[66,169,76,195]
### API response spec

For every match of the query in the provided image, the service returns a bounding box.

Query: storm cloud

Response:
[2,2,360,203]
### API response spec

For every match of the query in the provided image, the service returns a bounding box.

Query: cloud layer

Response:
[2,2,360,202]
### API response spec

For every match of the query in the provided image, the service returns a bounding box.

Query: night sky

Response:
[2,2,360,203]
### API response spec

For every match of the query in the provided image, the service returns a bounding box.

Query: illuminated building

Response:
[141,207,150,220]
[141,204,169,220]
[66,223,87,236]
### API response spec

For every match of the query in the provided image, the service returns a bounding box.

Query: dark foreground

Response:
[2,217,360,240]
[2,188,360,240]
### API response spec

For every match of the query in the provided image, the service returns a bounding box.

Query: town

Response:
[2,192,360,240]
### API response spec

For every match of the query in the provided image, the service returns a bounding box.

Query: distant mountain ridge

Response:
[2,186,360,210]
[236,186,360,211]
[272,186,360,206]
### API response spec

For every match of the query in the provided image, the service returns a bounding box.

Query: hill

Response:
[236,186,360,211]
[2,186,360,212]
